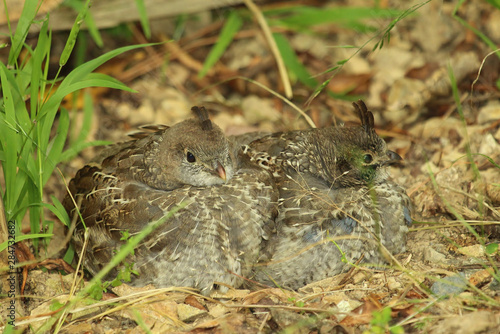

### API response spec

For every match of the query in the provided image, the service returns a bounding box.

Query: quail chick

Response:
[245,100,412,290]
[95,106,235,190]
[64,107,278,295]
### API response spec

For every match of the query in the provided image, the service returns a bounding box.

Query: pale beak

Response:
[215,162,227,181]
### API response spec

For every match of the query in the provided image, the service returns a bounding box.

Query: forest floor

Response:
[1,0,500,333]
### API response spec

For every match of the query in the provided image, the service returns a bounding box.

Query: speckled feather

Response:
[244,100,412,289]
[64,108,278,295]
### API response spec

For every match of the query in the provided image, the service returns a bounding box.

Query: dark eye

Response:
[186,151,196,163]
[363,154,373,164]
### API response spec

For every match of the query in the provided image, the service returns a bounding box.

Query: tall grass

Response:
[0,1,148,260]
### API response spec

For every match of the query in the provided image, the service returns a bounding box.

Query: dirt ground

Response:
[1,0,500,333]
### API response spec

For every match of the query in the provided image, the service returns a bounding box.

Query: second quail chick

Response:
[245,100,412,289]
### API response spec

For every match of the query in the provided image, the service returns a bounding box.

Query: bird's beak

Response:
[383,150,403,166]
[215,162,227,181]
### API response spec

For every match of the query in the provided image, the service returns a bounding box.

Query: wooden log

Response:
[0,0,249,34]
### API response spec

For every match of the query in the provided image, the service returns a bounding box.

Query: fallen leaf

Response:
[185,295,207,311]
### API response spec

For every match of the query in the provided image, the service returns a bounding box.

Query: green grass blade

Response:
[343,21,379,33]
[15,146,38,185]
[75,91,95,144]
[0,64,21,215]
[135,0,151,39]
[273,33,317,88]
[470,154,500,169]
[2,324,15,334]
[74,31,90,67]
[30,18,50,116]
[485,0,500,9]
[83,14,104,48]
[41,29,53,101]
[0,233,54,252]
[46,198,71,228]
[63,243,75,267]
[199,11,243,78]
[8,185,27,209]
[30,23,51,217]
[57,76,136,97]
[63,91,105,162]
[0,64,31,133]
[62,43,159,86]
[27,180,42,247]
[44,109,70,185]
[309,78,332,102]
[14,46,36,92]
[8,0,40,65]
[11,170,31,219]
[268,6,400,30]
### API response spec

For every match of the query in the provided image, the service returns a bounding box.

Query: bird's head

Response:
[146,106,235,189]
[316,100,402,188]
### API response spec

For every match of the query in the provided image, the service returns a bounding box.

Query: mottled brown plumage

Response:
[244,100,412,289]
[64,107,278,295]
[94,106,235,191]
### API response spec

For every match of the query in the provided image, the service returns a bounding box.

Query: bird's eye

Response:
[363,154,373,164]
[186,151,196,163]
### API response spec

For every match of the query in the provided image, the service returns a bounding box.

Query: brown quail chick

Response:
[94,106,235,190]
[244,100,412,290]
[64,107,278,295]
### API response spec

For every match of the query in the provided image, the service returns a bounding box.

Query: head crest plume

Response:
[192,106,213,131]
[352,100,375,133]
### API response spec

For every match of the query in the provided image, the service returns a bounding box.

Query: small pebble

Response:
[431,273,467,297]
